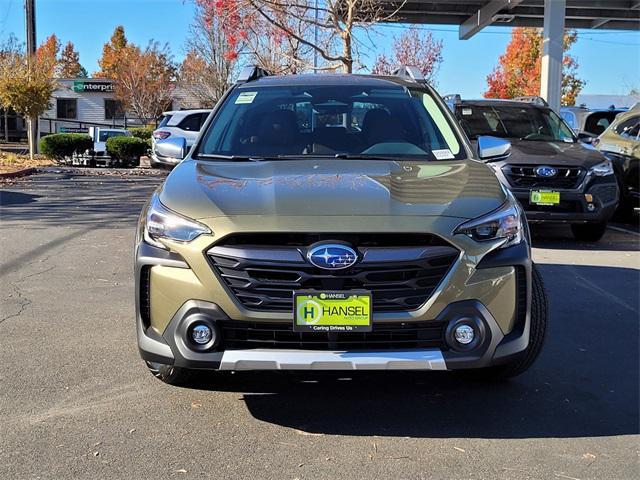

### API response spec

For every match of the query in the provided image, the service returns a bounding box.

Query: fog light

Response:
[191,324,212,345]
[454,325,475,345]
[587,203,596,212]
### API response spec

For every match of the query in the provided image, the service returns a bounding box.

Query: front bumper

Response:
[136,239,533,372]
[512,182,618,224]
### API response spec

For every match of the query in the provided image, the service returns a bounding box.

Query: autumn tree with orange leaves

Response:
[95,26,129,79]
[36,34,60,76]
[95,27,176,123]
[485,27,585,106]
[59,42,87,78]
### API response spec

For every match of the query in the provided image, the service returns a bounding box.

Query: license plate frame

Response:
[293,290,372,333]
[530,190,560,206]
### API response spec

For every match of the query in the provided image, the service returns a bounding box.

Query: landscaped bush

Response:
[106,136,147,167]
[39,133,92,162]
[129,127,153,141]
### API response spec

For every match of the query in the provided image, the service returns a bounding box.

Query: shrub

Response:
[129,127,153,141]
[106,136,147,167]
[39,133,92,162]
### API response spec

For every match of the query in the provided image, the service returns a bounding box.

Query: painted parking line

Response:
[607,225,640,237]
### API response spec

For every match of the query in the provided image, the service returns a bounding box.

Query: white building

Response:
[39,78,203,135]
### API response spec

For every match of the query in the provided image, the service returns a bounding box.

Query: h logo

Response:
[303,305,316,320]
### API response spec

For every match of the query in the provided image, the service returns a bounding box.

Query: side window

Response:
[57,98,77,119]
[561,111,576,129]
[157,114,172,128]
[104,99,125,120]
[178,113,204,131]
[625,121,640,140]
[199,112,210,129]
[614,116,640,137]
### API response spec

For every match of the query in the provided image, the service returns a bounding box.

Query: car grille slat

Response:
[218,320,448,351]
[208,234,458,313]
[503,165,584,189]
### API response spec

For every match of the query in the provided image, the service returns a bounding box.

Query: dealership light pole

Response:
[24,0,39,153]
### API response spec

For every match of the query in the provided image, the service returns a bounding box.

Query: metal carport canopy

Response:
[377,1,640,111]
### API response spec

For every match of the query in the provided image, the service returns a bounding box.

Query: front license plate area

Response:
[530,190,560,206]
[294,291,372,332]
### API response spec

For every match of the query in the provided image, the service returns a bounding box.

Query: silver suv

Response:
[151,109,211,167]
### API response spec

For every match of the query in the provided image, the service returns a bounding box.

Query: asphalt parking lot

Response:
[1,170,638,480]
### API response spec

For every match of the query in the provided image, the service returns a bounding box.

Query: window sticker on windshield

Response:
[235,92,257,104]
[432,149,455,160]
[462,108,473,116]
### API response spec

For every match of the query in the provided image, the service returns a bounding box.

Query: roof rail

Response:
[442,94,462,105]
[513,96,549,107]
[236,65,271,84]
[391,65,424,83]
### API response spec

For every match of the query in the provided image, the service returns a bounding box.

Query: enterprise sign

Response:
[73,81,114,93]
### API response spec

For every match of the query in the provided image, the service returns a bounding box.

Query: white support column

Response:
[540,0,566,112]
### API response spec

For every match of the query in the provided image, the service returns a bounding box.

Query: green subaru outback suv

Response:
[136,66,547,385]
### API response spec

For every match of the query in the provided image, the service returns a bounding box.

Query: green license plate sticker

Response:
[294,291,371,332]
[530,190,560,205]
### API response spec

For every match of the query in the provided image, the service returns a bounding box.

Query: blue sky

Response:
[1,0,639,98]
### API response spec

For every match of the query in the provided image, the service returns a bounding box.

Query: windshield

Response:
[198,84,464,160]
[457,104,576,142]
[99,131,127,142]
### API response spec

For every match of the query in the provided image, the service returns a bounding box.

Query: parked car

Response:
[594,104,640,215]
[88,127,132,163]
[560,106,626,141]
[135,66,547,386]
[450,97,619,241]
[150,109,211,168]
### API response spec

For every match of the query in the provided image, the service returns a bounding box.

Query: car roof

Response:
[457,99,547,109]
[235,73,421,90]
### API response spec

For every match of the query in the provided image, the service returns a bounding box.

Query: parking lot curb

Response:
[0,167,38,179]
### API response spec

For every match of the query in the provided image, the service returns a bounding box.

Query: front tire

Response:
[473,264,548,380]
[571,222,607,242]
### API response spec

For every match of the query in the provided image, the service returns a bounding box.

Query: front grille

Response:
[208,233,459,313]
[218,319,448,351]
[524,199,583,213]
[504,165,584,189]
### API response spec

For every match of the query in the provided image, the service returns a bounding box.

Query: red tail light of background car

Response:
[153,131,171,140]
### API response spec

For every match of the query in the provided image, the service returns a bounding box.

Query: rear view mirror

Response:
[155,137,187,161]
[477,136,511,161]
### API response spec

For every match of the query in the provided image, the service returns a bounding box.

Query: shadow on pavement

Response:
[0,191,42,206]
[531,224,639,252]
[192,263,639,439]
[0,172,164,227]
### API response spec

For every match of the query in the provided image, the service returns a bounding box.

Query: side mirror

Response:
[577,132,594,145]
[477,135,511,161]
[155,137,187,161]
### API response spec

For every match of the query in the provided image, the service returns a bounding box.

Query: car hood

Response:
[159,158,506,220]
[502,139,605,167]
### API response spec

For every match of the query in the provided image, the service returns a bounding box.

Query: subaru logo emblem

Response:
[535,166,557,177]
[307,244,358,270]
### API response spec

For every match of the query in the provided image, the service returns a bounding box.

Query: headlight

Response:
[143,194,211,249]
[455,198,524,248]
[589,160,614,177]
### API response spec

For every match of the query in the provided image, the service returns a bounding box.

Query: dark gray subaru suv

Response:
[450,97,619,241]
